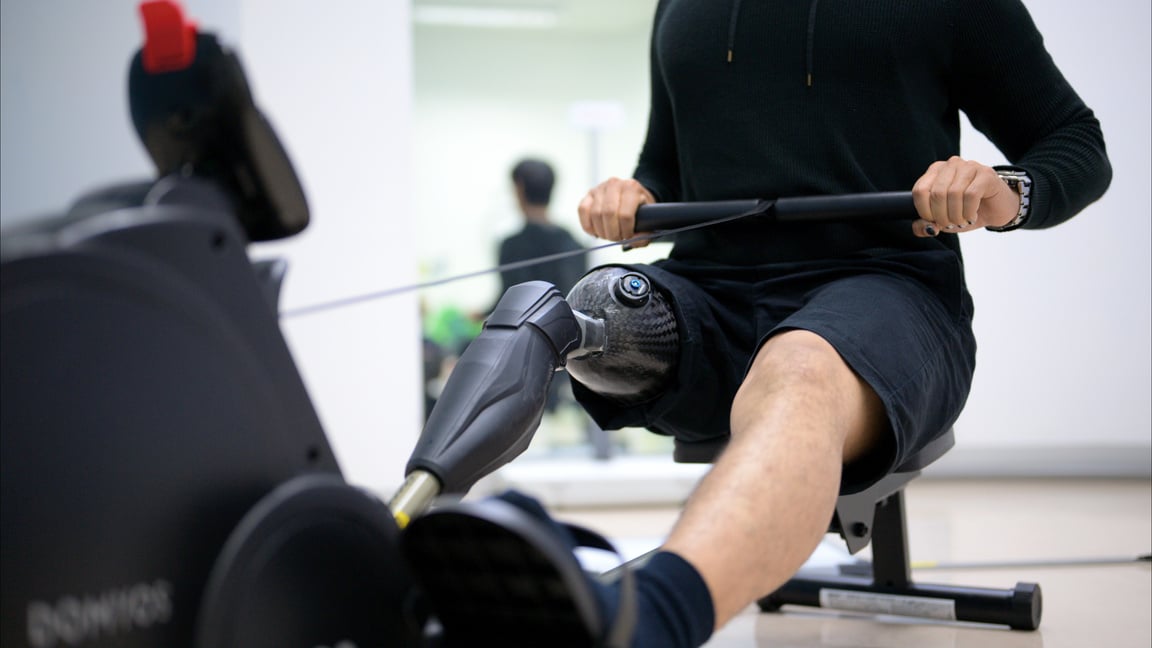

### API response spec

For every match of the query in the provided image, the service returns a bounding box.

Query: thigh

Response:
[771,271,976,493]
[739,329,889,465]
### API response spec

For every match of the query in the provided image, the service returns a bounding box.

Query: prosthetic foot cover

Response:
[402,491,636,647]
[566,266,679,404]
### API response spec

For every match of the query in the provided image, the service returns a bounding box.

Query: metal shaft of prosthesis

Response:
[389,470,440,529]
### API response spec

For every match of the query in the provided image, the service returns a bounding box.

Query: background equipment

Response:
[1,2,419,646]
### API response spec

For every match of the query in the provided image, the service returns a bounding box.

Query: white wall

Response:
[412,0,1151,478]
[948,0,1151,474]
[239,1,420,497]
[0,1,155,220]
[0,0,422,496]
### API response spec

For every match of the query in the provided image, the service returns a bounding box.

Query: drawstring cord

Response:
[727,0,743,63]
[806,0,820,86]
[727,0,820,87]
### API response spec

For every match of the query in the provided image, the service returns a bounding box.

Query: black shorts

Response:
[570,249,977,494]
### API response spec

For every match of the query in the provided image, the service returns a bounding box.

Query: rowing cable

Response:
[279,206,762,319]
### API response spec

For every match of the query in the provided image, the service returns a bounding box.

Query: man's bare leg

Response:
[661,329,889,628]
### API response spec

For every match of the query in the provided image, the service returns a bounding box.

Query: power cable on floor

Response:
[909,554,1151,570]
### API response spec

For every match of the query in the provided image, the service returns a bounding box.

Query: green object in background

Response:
[424,305,483,353]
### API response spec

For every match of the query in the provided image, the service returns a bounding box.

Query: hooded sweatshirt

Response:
[633,0,1111,265]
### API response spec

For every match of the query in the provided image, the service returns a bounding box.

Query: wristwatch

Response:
[986,169,1032,232]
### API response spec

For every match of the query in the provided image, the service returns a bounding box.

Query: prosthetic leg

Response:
[390,266,680,522]
[394,267,678,646]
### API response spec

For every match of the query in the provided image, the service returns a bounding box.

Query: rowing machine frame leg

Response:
[758,482,1042,630]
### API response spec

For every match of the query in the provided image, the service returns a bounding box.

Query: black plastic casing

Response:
[406,282,581,493]
[0,183,339,647]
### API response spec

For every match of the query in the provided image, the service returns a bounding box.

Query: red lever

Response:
[139,0,198,73]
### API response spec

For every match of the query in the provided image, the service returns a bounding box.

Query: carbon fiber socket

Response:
[613,273,651,307]
[566,266,679,404]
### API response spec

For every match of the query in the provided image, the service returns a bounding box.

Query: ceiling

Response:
[411,0,657,35]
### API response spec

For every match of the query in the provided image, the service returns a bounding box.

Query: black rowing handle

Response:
[634,191,917,232]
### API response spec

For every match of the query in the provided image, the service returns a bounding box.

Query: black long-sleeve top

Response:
[634,0,1111,265]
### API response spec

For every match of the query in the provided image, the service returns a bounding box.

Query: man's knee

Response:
[746,330,849,391]
[733,329,887,459]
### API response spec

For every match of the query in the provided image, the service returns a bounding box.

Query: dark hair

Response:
[511,158,555,206]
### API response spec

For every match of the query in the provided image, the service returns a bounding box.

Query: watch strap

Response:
[986,168,1032,232]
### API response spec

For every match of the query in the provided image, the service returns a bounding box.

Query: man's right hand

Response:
[578,177,656,248]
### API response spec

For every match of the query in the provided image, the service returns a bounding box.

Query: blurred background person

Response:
[482,157,614,457]
[494,158,588,304]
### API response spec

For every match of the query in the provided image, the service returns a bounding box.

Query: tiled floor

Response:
[556,478,1151,648]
